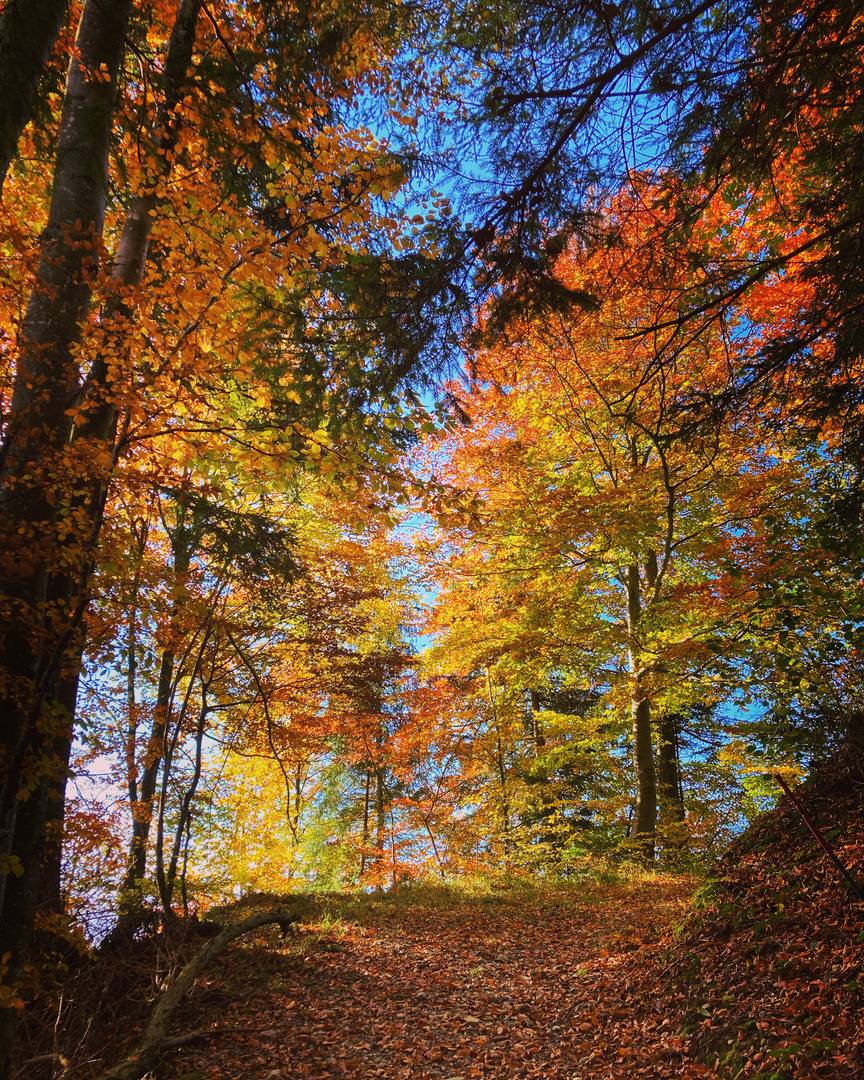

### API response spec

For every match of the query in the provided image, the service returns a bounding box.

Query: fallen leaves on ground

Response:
[663,745,864,1079]
[121,751,864,1080]
[178,876,712,1080]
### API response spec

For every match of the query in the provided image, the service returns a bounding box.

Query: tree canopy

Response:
[2,1,864,1075]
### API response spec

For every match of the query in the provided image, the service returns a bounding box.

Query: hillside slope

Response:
[664,742,864,1078]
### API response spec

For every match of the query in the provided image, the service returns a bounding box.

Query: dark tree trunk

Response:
[0,2,134,1073]
[629,693,656,856]
[0,0,69,193]
[626,561,656,859]
[36,670,79,915]
[657,714,685,825]
[360,768,371,879]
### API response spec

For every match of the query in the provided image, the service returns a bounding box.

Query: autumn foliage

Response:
[3,0,864,1077]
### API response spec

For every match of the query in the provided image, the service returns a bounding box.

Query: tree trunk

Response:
[657,714,685,824]
[630,693,656,855]
[360,768,371,879]
[293,764,305,849]
[0,3,134,1073]
[626,562,656,860]
[36,670,78,915]
[163,701,208,912]
[494,723,511,857]
[374,767,386,893]
[0,0,70,193]
[122,516,149,884]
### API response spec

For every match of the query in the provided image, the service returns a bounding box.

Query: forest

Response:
[0,0,863,1077]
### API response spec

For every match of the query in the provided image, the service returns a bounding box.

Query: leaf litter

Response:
[118,751,864,1080]
[175,876,700,1080]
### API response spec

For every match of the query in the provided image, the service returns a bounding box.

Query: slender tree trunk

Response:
[179,814,192,917]
[126,596,140,811]
[36,670,79,915]
[154,726,176,920]
[494,726,511,857]
[388,802,398,890]
[360,769,371,879]
[120,522,149,893]
[293,763,304,849]
[657,714,685,825]
[0,0,70,194]
[164,701,208,911]
[374,767,386,893]
[626,562,656,859]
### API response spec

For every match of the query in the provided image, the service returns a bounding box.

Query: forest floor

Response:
[21,745,864,1080]
[169,754,864,1080]
[174,874,705,1080]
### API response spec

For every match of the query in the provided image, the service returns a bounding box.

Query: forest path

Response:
[177,876,715,1080]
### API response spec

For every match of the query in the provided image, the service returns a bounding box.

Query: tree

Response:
[0,0,454,1067]
[423,189,816,859]
[0,4,138,1064]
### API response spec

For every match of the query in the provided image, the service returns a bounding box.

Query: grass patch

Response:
[209,863,701,940]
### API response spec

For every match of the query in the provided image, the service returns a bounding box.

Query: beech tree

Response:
[423,190,817,859]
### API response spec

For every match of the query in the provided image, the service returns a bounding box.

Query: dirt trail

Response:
[177,877,712,1080]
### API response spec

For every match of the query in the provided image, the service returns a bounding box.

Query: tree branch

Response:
[98,908,298,1080]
